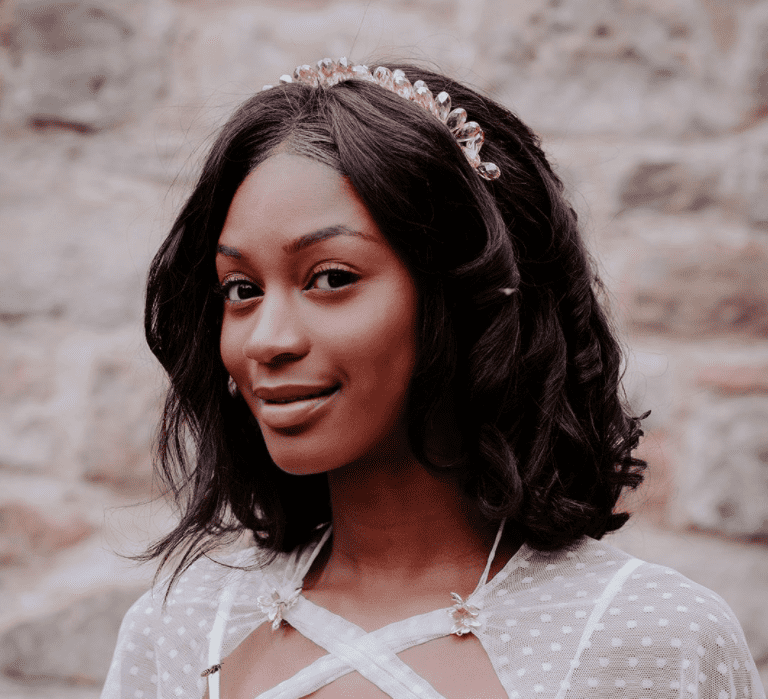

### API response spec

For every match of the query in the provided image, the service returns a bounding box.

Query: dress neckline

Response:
[257,522,532,699]
[294,518,511,633]
[206,518,526,699]
[294,518,533,629]
[296,517,508,596]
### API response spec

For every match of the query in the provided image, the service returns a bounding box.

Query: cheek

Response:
[330,282,419,400]
[219,316,245,377]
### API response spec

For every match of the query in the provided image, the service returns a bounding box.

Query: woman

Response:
[102,60,764,699]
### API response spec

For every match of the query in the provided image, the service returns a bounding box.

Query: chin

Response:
[262,433,351,477]
[266,434,413,481]
[271,456,337,477]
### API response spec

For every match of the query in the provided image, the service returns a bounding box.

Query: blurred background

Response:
[0,0,767,696]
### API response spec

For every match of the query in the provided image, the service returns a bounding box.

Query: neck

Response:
[304,452,515,598]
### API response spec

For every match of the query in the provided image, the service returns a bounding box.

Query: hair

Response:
[143,62,647,587]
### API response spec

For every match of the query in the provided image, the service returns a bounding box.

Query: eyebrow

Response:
[216,225,372,259]
[216,244,241,259]
[282,225,372,254]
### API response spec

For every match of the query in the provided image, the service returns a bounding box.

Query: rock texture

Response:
[0,0,175,131]
[479,0,768,135]
[620,242,768,338]
[0,503,93,566]
[0,588,144,685]
[677,394,768,537]
[0,0,766,695]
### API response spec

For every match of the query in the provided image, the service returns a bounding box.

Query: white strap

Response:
[471,517,506,597]
[553,556,644,699]
[207,581,238,699]
[253,520,507,699]
[295,525,332,583]
[256,608,452,699]
[283,596,448,699]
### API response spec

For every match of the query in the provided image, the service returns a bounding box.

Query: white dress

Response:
[101,526,765,699]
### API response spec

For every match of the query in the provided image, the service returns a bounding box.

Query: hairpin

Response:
[262,58,501,181]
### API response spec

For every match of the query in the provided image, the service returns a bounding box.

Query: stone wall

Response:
[0,0,766,695]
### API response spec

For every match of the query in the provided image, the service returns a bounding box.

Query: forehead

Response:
[218,153,378,249]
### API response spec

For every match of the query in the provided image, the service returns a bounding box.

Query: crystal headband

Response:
[262,58,501,181]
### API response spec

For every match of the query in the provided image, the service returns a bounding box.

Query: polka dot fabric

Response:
[101,538,765,699]
[478,542,763,699]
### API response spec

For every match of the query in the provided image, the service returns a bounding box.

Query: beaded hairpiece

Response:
[262,58,501,181]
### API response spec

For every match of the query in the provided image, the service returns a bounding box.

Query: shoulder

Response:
[121,547,259,635]
[100,546,292,699]
[592,541,764,698]
[480,537,764,699]
[600,538,752,653]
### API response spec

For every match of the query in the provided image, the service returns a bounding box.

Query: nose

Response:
[243,290,310,366]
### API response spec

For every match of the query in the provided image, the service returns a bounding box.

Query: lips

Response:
[254,384,339,404]
[253,383,340,430]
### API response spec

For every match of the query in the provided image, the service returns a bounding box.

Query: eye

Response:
[220,277,262,303]
[309,267,359,291]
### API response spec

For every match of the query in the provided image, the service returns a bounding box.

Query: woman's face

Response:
[217,153,419,475]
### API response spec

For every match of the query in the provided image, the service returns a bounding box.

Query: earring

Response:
[227,376,238,397]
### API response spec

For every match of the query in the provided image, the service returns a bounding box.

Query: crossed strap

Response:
[207,522,508,699]
[259,596,457,699]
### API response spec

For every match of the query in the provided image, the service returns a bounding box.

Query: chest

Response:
[217,622,510,699]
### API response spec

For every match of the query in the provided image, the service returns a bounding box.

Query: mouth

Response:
[262,385,339,405]
[255,384,340,430]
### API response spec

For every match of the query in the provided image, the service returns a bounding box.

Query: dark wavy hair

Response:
[143,63,646,585]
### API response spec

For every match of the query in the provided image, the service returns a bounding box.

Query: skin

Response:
[218,152,419,477]
[215,153,516,698]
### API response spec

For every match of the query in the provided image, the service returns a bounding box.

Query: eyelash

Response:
[218,265,359,305]
[218,276,260,304]
[310,264,360,291]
